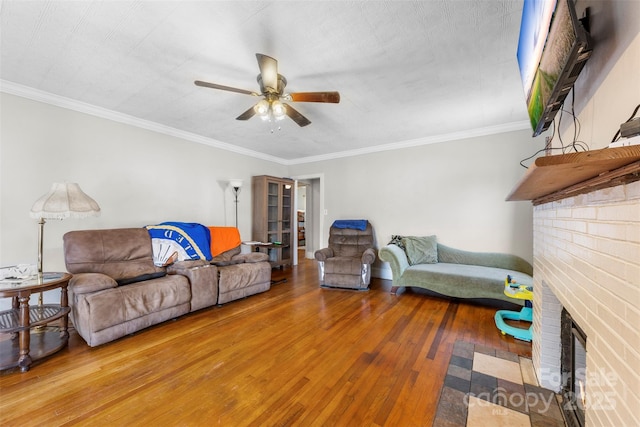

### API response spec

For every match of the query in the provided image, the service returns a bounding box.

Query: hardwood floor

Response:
[0,256,531,426]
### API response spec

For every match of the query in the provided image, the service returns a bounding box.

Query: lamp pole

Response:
[233,186,240,228]
[228,179,243,229]
[36,217,45,305]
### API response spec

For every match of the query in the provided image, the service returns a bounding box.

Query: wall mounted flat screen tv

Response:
[517,0,593,137]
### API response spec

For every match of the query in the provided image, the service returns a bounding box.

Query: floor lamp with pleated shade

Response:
[29,183,100,302]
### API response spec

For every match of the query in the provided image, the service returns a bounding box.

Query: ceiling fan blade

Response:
[284,103,311,127]
[236,104,257,121]
[195,80,257,96]
[288,92,341,103]
[256,53,278,93]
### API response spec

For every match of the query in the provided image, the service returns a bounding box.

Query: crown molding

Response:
[0,80,286,164]
[2,80,531,166]
[285,120,532,165]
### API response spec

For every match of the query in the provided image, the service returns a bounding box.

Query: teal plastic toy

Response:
[495,275,533,342]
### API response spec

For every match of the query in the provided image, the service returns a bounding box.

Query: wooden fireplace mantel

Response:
[507,145,640,205]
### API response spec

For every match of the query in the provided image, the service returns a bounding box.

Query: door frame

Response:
[291,173,325,266]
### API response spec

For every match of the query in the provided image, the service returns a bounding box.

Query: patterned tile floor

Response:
[433,341,566,427]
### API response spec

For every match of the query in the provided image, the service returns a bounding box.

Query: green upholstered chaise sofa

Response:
[378,239,533,306]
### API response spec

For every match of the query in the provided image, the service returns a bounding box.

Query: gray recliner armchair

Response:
[314,221,376,290]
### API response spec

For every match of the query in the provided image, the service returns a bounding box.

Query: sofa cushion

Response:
[437,243,534,275]
[70,273,118,294]
[210,259,244,267]
[402,235,438,265]
[325,257,363,275]
[402,263,532,301]
[328,224,374,258]
[217,262,271,304]
[211,246,242,262]
[234,252,270,263]
[218,262,271,293]
[64,228,164,280]
[81,274,191,333]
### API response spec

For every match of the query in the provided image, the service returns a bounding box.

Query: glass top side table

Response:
[0,272,72,372]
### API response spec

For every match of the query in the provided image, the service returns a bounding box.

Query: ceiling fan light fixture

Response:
[254,99,270,117]
[271,100,286,120]
[196,53,339,128]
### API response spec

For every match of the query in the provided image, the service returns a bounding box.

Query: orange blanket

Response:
[208,226,242,257]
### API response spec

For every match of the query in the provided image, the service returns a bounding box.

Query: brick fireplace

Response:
[532,180,639,426]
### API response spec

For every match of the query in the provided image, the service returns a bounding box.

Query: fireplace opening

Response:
[561,308,587,427]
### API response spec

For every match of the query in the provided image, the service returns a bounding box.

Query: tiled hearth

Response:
[532,181,640,427]
[433,341,565,427]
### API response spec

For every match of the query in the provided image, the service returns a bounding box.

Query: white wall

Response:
[1,95,542,304]
[0,93,286,305]
[288,129,540,278]
[558,1,640,149]
[296,185,307,211]
[566,33,640,149]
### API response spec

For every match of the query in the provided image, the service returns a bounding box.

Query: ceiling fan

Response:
[195,53,340,127]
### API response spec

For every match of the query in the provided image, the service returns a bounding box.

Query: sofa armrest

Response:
[170,263,218,312]
[361,248,376,265]
[69,273,118,295]
[378,245,410,279]
[314,247,334,262]
[233,252,270,263]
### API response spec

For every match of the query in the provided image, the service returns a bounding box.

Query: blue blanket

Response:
[332,219,368,231]
[146,222,212,265]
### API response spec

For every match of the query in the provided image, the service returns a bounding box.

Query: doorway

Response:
[292,174,324,265]
[297,183,308,259]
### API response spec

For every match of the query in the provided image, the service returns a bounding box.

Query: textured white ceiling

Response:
[0,0,531,162]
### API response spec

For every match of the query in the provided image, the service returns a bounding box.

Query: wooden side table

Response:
[242,241,274,252]
[242,241,275,262]
[0,272,72,372]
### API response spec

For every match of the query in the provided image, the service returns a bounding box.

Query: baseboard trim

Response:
[373,266,393,280]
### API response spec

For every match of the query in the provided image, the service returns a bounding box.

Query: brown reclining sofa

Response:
[63,227,270,347]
